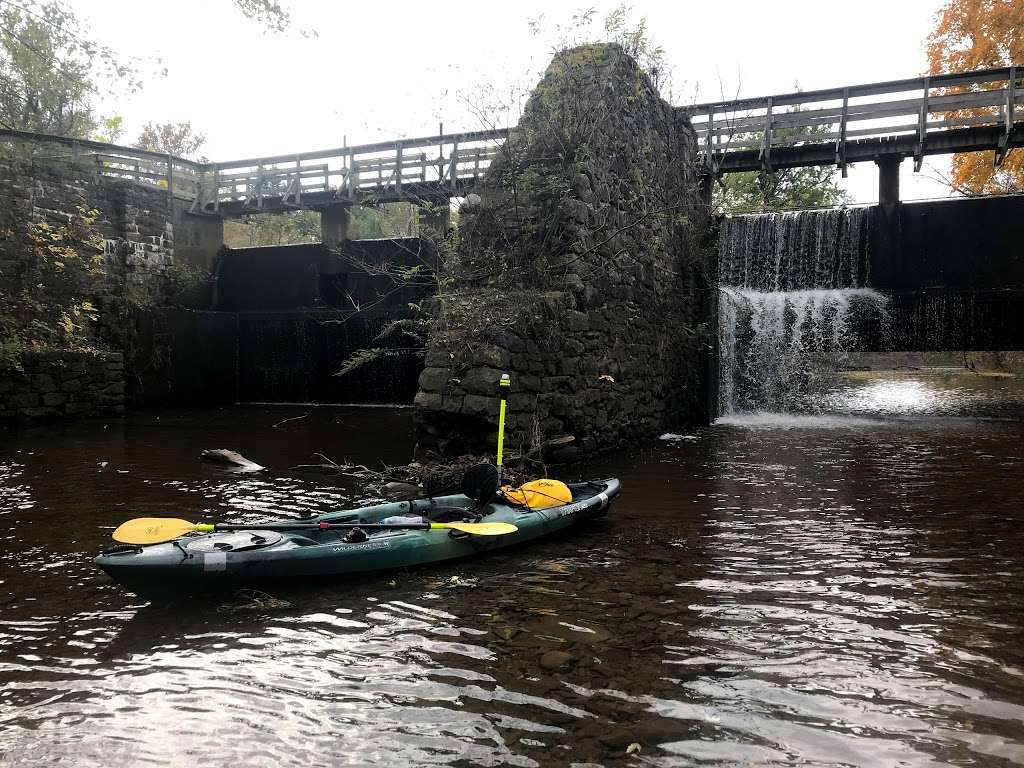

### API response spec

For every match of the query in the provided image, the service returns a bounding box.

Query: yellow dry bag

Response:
[501,479,572,509]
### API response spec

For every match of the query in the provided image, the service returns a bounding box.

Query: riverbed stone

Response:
[539,650,574,670]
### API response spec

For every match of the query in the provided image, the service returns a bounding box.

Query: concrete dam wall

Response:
[131,239,434,407]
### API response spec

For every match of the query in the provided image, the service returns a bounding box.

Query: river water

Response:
[2,380,1024,767]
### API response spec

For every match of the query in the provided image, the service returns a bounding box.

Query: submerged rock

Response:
[200,449,266,472]
[539,650,574,670]
[219,589,291,613]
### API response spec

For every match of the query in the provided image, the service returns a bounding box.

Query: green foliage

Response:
[714,115,851,213]
[94,115,124,143]
[223,210,320,248]
[223,204,418,249]
[0,1,140,137]
[527,3,670,94]
[0,204,106,357]
[0,318,24,373]
[134,121,206,159]
[334,347,383,378]
[350,204,418,239]
[163,263,212,307]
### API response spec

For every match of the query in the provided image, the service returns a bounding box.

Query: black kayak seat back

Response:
[461,464,501,503]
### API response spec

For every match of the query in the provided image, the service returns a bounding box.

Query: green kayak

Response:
[96,478,620,598]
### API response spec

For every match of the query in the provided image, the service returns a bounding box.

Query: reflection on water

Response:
[2,403,1024,766]
[825,372,1024,419]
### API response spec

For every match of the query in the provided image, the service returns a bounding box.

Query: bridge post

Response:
[872,154,903,290]
[877,154,902,213]
[320,204,351,248]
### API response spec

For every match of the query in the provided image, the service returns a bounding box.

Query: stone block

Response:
[459,367,506,396]
[61,378,83,393]
[9,392,38,409]
[22,406,59,419]
[462,394,498,418]
[468,346,510,369]
[31,373,57,392]
[565,311,589,333]
[41,392,67,407]
[508,393,537,412]
[418,367,454,393]
[413,391,443,410]
[424,347,456,367]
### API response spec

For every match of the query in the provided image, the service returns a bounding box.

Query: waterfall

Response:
[717,208,887,414]
[718,207,873,291]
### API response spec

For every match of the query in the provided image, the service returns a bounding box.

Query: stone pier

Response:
[413,44,712,461]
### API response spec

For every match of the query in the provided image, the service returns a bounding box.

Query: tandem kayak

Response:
[96,478,620,598]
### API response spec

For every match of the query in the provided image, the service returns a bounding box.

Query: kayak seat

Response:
[461,464,501,505]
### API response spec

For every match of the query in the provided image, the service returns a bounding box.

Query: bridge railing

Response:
[196,129,508,212]
[0,127,509,214]
[685,65,1024,174]
[0,129,205,203]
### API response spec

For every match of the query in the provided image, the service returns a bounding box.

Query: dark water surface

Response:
[2,396,1024,767]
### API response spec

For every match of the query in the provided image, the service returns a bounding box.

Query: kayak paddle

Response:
[112,517,518,545]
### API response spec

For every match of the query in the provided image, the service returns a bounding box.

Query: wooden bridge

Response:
[0,127,509,216]
[1,64,1021,216]
[687,65,1024,177]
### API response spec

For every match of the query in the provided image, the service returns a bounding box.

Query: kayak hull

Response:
[96,478,620,598]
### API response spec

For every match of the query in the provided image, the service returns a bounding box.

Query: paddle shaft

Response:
[496,373,510,480]
[201,521,459,533]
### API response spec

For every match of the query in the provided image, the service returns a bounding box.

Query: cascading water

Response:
[717,207,888,415]
[718,206,874,291]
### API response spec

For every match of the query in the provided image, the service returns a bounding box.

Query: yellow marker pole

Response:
[496,373,511,475]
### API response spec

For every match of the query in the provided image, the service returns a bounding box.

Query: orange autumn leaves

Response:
[926,0,1024,193]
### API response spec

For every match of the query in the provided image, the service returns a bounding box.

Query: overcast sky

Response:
[69,0,952,204]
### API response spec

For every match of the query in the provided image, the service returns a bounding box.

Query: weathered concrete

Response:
[171,199,223,270]
[214,238,435,311]
[319,205,351,248]
[414,44,711,460]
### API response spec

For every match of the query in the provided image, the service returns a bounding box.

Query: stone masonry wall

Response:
[0,153,180,424]
[0,349,124,422]
[414,45,712,461]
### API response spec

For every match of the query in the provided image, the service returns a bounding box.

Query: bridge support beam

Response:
[320,205,351,248]
[877,154,902,213]
[872,155,903,289]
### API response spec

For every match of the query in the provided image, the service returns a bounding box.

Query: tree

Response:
[926,0,1024,193]
[1,2,90,135]
[714,117,851,213]
[528,4,671,95]
[134,121,206,159]
[94,115,123,143]
[0,1,140,137]
[222,204,418,249]
[231,0,315,37]
[223,210,320,248]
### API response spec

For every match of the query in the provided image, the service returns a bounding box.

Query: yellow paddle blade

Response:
[431,521,518,536]
[112,517,199,544]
